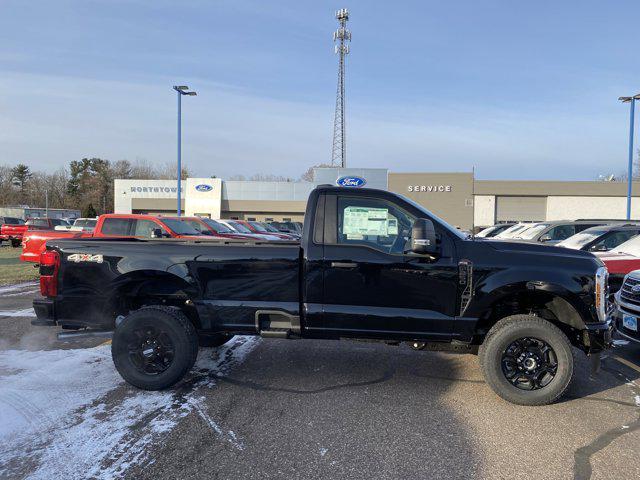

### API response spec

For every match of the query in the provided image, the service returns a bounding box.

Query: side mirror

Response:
[411,218,437,255]
[539,234,552,242]
[151,228,164,239]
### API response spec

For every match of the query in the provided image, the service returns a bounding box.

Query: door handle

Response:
[331,261,358,268]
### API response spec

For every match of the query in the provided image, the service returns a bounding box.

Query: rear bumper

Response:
[32,298,57,326]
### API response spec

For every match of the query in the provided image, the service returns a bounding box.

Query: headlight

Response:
[594,266,608,322]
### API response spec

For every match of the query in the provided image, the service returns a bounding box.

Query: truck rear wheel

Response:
[10,239,20,248]
[479,315,574,406]
[112,306,199,390]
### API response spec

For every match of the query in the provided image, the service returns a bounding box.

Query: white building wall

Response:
[545,196,640,220]
[474,195,495,227]
[114,179,184,214]
[184,178,222,218]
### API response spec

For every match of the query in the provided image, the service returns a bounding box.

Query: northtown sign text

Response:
[407,185,452,193]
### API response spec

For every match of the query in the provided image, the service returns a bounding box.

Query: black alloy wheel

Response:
[501,337,558,390]
[127,325,176,375]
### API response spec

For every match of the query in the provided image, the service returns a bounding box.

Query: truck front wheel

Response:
[479,315,574,406]
[112,306,199,390]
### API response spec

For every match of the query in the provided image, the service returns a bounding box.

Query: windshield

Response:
[516,223,550,239]
[396,193,468,239]
[248,221,269,233]
[495,224,530,238]
[201,219,234,233]
[476,226,501,238]
[611,235,640,256]
[74,219,97,228]
[160,218,202,235]
[227,221,253,234]
[263,223,280,233]
[3,217,23,225]
[558,229,607,249]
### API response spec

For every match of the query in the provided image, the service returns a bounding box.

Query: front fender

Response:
[466,266,595,327]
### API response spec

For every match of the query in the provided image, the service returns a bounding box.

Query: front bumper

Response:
[583,320,614,352]
[32,298,57,326]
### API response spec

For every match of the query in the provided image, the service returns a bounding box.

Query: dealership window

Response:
[102,218,132,236]
[247,217,257,221]
[265,217,274,222]
[336,196,415,254]
[283,217,292,221]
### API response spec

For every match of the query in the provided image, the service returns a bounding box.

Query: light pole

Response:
[619,94,640,220]
[173,85,197,216]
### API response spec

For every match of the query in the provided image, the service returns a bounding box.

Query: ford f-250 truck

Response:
[32,185,612,405]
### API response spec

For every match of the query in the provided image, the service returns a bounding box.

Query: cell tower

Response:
[331,8,351,168]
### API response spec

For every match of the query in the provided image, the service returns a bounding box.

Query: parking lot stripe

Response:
[611,355,640,374]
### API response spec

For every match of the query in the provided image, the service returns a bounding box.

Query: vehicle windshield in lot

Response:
[516,223,549,239]
[160,219,202,235]
[611,235,640,257]
[201,219,234,233]
[74,219,97,228]
[476,225,501,237]
[263,223,281,233]
[248,221,269,233]
[559,229,607,249]
[227,221,253,234]
[2,217,24,225]
[494,223,530,238]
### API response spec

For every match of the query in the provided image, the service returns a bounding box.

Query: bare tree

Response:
[300,163,332,182]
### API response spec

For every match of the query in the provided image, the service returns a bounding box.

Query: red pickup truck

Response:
[21,214,207,263]
[595,235,640,293]
[2,217,69,248]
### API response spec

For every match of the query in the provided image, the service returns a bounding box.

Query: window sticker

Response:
[343,207,389,236]
[387,217,398,235]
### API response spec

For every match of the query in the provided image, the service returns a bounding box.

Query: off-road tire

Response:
[10,239,20,248]
[198,333,234,348]
[479,315,574,406]
[112,306,199,390]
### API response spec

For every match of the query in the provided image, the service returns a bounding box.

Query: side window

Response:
[575,224,597,233]
[337,196,415,254]
[548,225,575,241]
[101,218,132,236]
[133,219,166,238]
[592,231,637,251]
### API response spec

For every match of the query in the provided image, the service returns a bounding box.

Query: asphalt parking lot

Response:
[1,284,640,480]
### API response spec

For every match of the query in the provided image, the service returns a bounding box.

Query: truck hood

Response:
[594,251,640,275]
[482,238,597,260]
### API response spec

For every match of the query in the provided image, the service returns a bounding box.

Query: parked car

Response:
[162,217,255,240]
[511,220,615,244]
[32,185,611,405]
[269,221,302,235]
[475,223,516,238]
[2,217,68,248]
[612,271,640,343]
[217,219,283,241]
[0,216,25,246]
[556,224,640,252]
[594,235,640,295]
[20,214,206,263]
[234,220,297,240]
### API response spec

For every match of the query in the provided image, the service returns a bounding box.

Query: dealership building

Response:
[114,168,640,230]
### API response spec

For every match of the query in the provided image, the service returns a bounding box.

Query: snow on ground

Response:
[0,308,36,317]
[0,336,260,479]
[0,282,38,299]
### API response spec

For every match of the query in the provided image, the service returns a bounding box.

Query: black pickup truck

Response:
[33,185,611,405]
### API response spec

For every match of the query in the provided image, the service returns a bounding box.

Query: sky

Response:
[0,0,639,181]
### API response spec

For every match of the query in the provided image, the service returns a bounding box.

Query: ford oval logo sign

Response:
[195,184,213,192]
[336,176,366,188]
[632,284,640,293]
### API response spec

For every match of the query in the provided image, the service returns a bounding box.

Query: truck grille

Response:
[620,276,640,307]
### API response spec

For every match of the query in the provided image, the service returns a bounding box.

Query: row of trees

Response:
[0,159,190,217]
[0,159,336,217]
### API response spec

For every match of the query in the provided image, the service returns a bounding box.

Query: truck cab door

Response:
[320,193,459,340]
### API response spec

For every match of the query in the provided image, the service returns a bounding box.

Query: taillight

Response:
[39,250,60,297]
